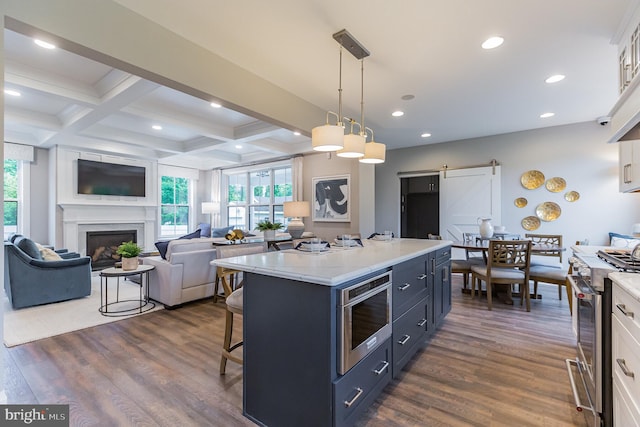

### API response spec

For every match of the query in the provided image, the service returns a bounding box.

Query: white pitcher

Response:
[477,217,494,239]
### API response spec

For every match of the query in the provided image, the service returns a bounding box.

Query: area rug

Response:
[3,275,164,347]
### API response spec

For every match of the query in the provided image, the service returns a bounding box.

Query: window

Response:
[4,159,18,238]
[160,175,190,237]
[225,165,292,230]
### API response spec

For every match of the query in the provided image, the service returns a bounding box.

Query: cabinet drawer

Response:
[434,246,451,266]
[613,282,640,344]
[392,296,429,376]
[334,340,391,425]
[614,378,640,427]
[612,315,640,410]
[392,256,428,318]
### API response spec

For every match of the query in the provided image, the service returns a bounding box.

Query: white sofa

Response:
[144,237,218,308]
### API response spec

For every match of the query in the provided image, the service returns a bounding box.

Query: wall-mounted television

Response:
[77,159,146,197]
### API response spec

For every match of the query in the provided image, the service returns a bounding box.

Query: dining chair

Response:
[524,233,571,312]
[216,242,267,374]
[470,240,532,311]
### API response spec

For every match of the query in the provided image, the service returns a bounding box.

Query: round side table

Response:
[99,264,156,317]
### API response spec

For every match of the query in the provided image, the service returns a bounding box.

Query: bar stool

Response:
[216,242,267,374]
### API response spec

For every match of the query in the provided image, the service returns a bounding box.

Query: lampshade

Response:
[284,201,310,239]
[359,141,386,164]
[312,124,344,151]
[337,132,365,158]
[202,201,220,214]
[283,201,311,218]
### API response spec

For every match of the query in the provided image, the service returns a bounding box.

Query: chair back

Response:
[216,242,267,297]
[428,234,442,240]
[525,233,563,263]
[488,239,531,271]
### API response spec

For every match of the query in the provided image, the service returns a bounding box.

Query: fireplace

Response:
[87,230,137,270]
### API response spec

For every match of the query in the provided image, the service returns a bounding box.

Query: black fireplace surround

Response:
[86,230,136,270]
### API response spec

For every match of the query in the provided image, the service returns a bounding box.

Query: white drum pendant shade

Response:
[312,124,344,151]
[337,133,365,158]
[359,141,386,163]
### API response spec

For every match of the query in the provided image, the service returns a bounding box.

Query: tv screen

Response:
[77,159,146,197]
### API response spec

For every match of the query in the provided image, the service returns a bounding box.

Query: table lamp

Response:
[202,201,221,235]
[283,201,311,239]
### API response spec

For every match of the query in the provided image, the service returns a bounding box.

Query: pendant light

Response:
[312,45,345,152]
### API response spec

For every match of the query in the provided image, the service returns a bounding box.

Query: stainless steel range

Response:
[566,248,640,427]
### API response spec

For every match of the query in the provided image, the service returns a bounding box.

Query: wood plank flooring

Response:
[4,276,587,426]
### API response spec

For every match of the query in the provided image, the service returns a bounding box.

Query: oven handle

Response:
[565,358,596,415]
[567,275,595,298]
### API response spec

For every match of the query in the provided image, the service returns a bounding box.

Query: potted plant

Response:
[256,219,283,241]
[117,240,142,271]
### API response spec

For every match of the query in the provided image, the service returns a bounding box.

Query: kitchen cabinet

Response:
[611,277,640,425]
[392,255,431,377]
[618,140,640,192]
[401,175,439,238]
[432,246,452,326]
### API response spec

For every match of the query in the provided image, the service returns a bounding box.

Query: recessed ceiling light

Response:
[210,102,221,108]
[34,39,56,49]
[401,94,415,101]
[421,133,432,138]
[545,74,565,84]
[540,112,555,118]
[293,131,301,136]
[481,36,504,50]
[392,111,404,117]
[152,125,162,130]
[4,89,21,97]
[235,145,243,149]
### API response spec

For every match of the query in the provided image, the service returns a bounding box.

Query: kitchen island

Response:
[213,238,452,426]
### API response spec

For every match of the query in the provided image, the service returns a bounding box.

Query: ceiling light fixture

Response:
[481,36,504,50]
[392,111,404,117]
[4,89,21,97]
[152,125,162,130]
[545,74,565,84]
[34,39,56,49]
[540,112,555,118]
[210,102,221,108]
[293,131,301,136]
[313,29,384,163]
[421,133,431,138]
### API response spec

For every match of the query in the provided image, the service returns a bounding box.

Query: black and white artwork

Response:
[312,175,350,222]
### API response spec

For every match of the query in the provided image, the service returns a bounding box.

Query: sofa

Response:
[143,237,219,308]
[4,237,92,309]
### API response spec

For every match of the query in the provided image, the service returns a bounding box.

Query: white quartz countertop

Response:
[609,272,640,302]
[211,238,452,286]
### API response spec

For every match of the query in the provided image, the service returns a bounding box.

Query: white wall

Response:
[375,121,640,248]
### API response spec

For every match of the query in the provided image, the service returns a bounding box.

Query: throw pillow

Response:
[212,226,232,237]
[15,237,42,260]
[610,236,640,249]
[198,223,211,238]
[154,240,171,260]
[154,229,202,260]
[35,243,63,261]
[179,229,201,240]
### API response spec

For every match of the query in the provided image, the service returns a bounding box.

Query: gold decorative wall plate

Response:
[545,177,566,192]
[514,197,528,208]
[521,170,545,189]
[521,216,541,230]
[565,191,580,202]
[535,202,561,221]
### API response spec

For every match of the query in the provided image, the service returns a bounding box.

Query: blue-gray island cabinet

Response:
[212,239,451,426]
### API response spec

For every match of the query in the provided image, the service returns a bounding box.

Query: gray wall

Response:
[375,121,640,248]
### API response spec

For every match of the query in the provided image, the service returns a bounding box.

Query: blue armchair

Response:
[4,237,92,309]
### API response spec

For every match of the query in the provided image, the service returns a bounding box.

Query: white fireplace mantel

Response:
[58,204,157,254]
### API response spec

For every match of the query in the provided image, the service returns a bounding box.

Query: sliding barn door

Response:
[439,166,501,241]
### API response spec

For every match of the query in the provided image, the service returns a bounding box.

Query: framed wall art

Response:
[312,174,350,222]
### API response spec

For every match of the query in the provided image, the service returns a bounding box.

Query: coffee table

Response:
[99,264,155,317]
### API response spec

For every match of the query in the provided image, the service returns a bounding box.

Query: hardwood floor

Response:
[4,275,586,426]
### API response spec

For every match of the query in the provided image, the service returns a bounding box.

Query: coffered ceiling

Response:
[3,0,637,169]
